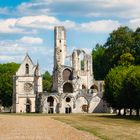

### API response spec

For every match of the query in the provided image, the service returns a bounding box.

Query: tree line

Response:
[92,26,140,116]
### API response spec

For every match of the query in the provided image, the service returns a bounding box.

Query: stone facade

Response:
[42,26,108,113]
[13,26,108,113]
[13,54,42,113]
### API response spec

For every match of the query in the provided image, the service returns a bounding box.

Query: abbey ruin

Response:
[13,26,108,113]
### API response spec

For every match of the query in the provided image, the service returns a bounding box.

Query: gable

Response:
[16,54,35,76]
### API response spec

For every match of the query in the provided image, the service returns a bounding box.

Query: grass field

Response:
[0,113,139,140]
[52,114,140,140]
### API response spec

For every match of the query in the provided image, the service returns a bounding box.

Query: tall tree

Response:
[133,27,140,64]
[104,26,135,75]
[0,63,19,107]
[42,71,53,92]
[92,44,105,80]
[103,66,133,114]
[123,66,140,116]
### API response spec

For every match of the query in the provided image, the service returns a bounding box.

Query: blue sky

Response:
[0,0,140,73]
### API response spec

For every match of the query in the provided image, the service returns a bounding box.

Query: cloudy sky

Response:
[0,0,140,73]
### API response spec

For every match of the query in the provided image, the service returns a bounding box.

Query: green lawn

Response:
[52,114,140,140]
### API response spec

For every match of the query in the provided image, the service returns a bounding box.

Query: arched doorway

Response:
[47,96,54,113]
[65,105,72,114]
[63,82,73,93]
[26,98,31,113]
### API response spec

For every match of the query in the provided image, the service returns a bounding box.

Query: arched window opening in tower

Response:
[63,82,73,93]
[63,69,73,81]
[25,64,29,74]
[90,84,98,91]
[79,51,85,71]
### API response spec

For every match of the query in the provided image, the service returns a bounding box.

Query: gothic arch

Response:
[63,68,73,81]
[90,84,98,91]
[63,82,73,93]
[25,63,29,74]
[65,104,72,113]
[47,96,54,106]
[79,51,85,71]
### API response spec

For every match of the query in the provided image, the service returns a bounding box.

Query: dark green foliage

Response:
[80,60,84,70]
[104,66,140,115]
[118,53,135,66]
[42,71,53,92]
[104,66,133,110]
[0,63,19,107]
[92,26,140,80]
[92,44,105,80]
[103,26,135,76]
[123,66,140,115]
[133,27,140,64]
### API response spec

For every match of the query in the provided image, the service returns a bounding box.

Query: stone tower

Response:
[52,26,67,92]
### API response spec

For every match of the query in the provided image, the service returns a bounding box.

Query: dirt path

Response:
[0,115,98,140]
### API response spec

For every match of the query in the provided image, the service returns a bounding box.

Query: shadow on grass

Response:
[87,113,140,121]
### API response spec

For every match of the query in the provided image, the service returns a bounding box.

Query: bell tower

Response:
[52,26,67,92]
[54,26,66,68]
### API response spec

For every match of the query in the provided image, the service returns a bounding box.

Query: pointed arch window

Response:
[25,64,29,74]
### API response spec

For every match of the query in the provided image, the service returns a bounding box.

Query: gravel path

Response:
[0,115,98,140]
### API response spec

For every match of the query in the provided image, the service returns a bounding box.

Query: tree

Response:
[103,26,135,76]
[123,66,140,116]
[92,44,105,80]
[133,27,140,64]
[42,71,53,92]
[118,53,135,66]
[92,26,139,79]
[0,63,19,107]
[103,66,133,115]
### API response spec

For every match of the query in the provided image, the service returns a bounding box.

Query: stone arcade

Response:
[13,26,108,113]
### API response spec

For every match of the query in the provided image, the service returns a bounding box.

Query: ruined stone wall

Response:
[53,26,67,92]
[72,49,94,90]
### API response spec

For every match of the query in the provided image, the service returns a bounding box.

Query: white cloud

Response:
[16,15,76,30]
[0,19,24,34]
[128,18,140,30]
[78,20,121,33]
[16,15,58,29]
[0,14,121,34]
[0,15,76,34]
[16,2,50,16]
[0,18,38,34]
[19,36,43,44]
[0,55,22,62]
[0,39,53,73]
[15,0,140,19]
